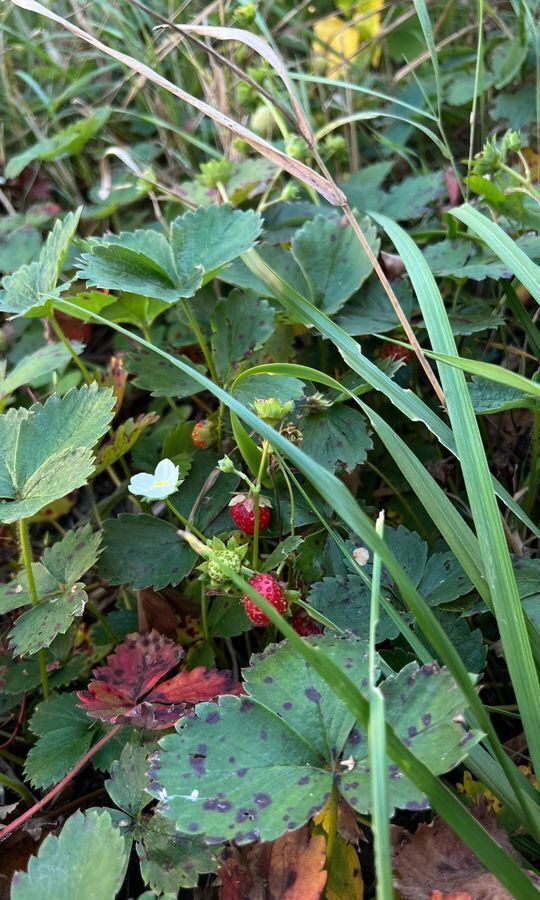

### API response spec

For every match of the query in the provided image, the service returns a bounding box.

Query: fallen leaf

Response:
[393,802,540,900]
[267,826,327,900]
[217,827,326,900]
[77,630,241,729]
[312,16,360,80]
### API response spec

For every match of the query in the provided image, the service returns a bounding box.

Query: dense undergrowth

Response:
[0,0,539,897]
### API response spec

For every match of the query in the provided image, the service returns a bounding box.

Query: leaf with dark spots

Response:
[78,630,241,729]
[149,638,478,843]
[338,662,481,813]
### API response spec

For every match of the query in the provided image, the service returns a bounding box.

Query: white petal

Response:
[155,458,179,483]
[128,472,154,496]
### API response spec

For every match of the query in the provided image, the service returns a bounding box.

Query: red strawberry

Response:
[191,420,216,449]
[242,573,288,627]
[379,343,413,365]
[291,609,323,637]
[229,493,272,535]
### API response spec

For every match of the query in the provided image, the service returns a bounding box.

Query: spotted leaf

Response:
[148,638,479,844]
[78,630,241,729]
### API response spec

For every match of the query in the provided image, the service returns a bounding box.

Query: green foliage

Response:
[296,403,372,473]
[0,384,114,522]
[25,693,95,788]
[98,514,196,589]
[0,209,81,315]
[77,205,262,302]
[0,341,84,401]
[6,109,110,178]
[11,809,127,900]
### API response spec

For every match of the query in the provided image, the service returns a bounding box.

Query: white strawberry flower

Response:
[128,458,180,500]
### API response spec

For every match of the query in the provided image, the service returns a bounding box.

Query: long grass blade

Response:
[371,210,540,780]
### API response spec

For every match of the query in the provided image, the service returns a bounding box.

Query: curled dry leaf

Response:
[77,630,242,729]
[218,825,327,900]
[393,801,540,900]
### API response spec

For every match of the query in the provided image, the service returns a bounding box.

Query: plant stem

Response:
[49,310,92,385]
[0,725,121,840]
[18,519,49,699]
[200,581,209,643]
[252,439,270,570]
[164,497,207,543]
[180,298,219,384]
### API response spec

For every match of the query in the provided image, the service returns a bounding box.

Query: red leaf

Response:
[77,630,241,729]
[148,666,244,705]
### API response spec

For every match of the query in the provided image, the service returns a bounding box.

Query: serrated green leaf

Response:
[291,213,378,314]
[212,291,275,382]
[469,377,533,414]
[0,385,115,523]
[297,404,372,473]
[0,209,81,315]
[171,204,262,283]
[25,694,95,789]
[137,812,220,892]
[6,109,110,179]
[77,240,180,303]
[11,808,126,900]
[9,588,86,655]
[106,742,153,817]
[336,278,413,336]
[99,513,196,590]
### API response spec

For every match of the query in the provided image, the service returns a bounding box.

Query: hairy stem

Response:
[18,519,49,699]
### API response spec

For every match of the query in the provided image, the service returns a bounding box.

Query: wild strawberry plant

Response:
[0,1,539,898]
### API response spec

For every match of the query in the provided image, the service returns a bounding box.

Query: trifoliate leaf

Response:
[98,514,196,590]
[6,109,110,179]
[297,404,372,473]
[212,291,275,382]
[380,526,472,607]
[0,341,84,401]
[137,812,220,892]
[11,808,127,900]
[148,637,477,844]
[77,205,262,302]
[0,209,81,315]
[0,384,115,523]
[292,214,378,314]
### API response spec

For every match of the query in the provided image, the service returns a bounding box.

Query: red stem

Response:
[0,725,121,841]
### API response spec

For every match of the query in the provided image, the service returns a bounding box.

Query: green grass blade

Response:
[372,210,540,780]
[450,204,540,304]
[290,72,438,121]
[503,282,540,358]
[411,0,442,119]
[315,110,450,158]
[369,513,393,900]
[421,352,540,398]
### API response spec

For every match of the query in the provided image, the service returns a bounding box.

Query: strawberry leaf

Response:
[78,630,241,729]
[148,637,480,844]
[11,809,127,900]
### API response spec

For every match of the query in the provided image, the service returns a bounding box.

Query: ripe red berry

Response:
[229,493,272,535]
[291,609,323,637]
[379,343,413,365]
[191,420,215,449]
[242,573,288,627]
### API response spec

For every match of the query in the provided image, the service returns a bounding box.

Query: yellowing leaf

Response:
[312,16,360,80]
[326,835,364,900]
